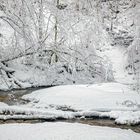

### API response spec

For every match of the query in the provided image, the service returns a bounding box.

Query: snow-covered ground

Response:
[21,83,140,125]
[0,102,8,107]
[0,2,139,139]
[22,83,140,111]
[98,45,134,84]
[0,122,140,140]
[0,83,140,125]
[104,47,131,83]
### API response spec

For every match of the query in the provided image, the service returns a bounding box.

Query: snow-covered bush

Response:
[0,0,114,90]
[126,2,140,92]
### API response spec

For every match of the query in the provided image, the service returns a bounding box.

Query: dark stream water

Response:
[0,88,140,133]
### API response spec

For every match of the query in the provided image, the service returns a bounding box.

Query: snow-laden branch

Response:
[0,62,15,73]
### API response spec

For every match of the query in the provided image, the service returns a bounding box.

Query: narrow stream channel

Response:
[0,88,140,133]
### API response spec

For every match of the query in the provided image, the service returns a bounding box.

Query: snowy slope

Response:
[0,122,140,140]
[98,45,134,84]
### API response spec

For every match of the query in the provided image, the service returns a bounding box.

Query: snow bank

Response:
[0,102,8,107]
[23,83,140,111]
[0,122,140,140]
[0,83,140,125]
[21,83,140,125]
[0,105,74,120]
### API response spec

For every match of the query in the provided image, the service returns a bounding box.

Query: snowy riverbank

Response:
[0,122,140,140]
[0,83,140,125]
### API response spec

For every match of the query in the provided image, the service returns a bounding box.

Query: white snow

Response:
[0,4,139,139]
[98,46,134,84]
[0,83,139,124]
[15,82,140,125]
[23,83,140,111]
[0,122,140,140]
[0,102,8,107]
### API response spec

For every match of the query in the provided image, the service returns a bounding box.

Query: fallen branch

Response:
[0,62,15,73]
